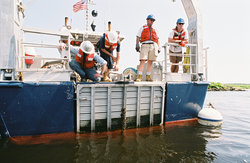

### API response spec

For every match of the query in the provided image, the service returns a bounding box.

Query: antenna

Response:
[71,10,73,27]
[25,0,39,9]
[109,0,111,21]
[85,0,96,32]
[85,8,89,31]
[104,11,106,32]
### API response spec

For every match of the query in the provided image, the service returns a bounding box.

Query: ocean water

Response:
[0,90,249,163]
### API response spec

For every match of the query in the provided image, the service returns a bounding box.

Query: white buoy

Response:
[197,104,223,126]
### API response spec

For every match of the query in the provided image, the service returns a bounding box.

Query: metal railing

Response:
[162,42,208,82]
[203,47,209,81]
[18,26,72,72]
[162,42,198,81]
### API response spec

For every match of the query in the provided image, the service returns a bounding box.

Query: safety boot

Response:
[81,76,87,82]
[146,75,153,82]
[74,72,81,82]
[103,72,112,82]
[136,74,142,82]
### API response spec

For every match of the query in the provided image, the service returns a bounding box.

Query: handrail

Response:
[21,42,65,48]
[22,26,70,37]
[163,42,197,47]
[162,42,199,81]
[203,47,209,81]
[20,26,72,73]
[15,69,72,72]
[21,56,69,61]
[167,53,196,56]
[167,63,197,66]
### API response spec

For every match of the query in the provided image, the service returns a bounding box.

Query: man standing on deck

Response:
[135,14,161,82]
[168,18,188,73]
[60,41,107,82]
[98,30,121,82]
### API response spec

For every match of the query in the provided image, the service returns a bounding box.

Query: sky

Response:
[21,0,250,84]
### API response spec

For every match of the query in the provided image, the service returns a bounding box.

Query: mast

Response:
[85,0,96,33]
[85,7,89,31]
[181,0,204,75]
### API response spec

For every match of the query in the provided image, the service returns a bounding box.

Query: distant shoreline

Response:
[208,82,250,91]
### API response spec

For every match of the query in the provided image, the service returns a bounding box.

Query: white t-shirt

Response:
[168,28,188,52]
[137,25,159,44]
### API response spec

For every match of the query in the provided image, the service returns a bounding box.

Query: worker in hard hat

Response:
[168,18,189,73]
[60,41,107,82]
[98,30,121,82]
[135,14,161,82]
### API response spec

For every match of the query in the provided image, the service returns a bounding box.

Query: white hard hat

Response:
[80,41,94,54]
[108,31,118,44]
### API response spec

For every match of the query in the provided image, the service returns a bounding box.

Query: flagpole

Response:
[72,0,96,35]
[71,10,73,27]
[86,8,88,31]
[86,0,88,31]
[84,9,87,39]
[104,11,106,32]
[83,0,88,39]
[85,0,96,33]
[109,0,110,21]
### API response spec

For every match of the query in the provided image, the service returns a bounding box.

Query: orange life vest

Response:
[172,27,186,40]
[140,25,158,43]
[75,49,95,69]
[104,33,119,52]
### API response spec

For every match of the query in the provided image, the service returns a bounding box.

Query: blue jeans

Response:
[69,60,98,81]
[99,49,113,69]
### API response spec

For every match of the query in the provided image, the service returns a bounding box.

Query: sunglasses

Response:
[178,23,184,25]
[147,19,155,22]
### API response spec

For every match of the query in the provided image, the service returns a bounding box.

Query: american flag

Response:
[73,0,88,13]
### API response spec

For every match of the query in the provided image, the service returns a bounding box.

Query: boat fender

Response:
[197,103,223,126]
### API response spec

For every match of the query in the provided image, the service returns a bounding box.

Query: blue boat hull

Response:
[0,81,209,137]
[165,82,209,122]
[0,82,74,137]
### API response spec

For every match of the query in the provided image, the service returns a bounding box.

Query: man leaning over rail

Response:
[97,30,121,82]
[168,18,188,73]
[60,41,107,82]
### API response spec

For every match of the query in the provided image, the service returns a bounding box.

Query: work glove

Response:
[135,43,140,52]
[180,41,186,47]
[158,47,161,53]
[59,43,66,51]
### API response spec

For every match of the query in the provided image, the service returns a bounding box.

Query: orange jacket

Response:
[172,27,186,40]
[140,25,158,43]
[75,49,95,69]
[104,32,119,52]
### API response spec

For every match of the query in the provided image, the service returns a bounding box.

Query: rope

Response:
[25,0,39,10]
[121,76,126,132]
[121,107,126,132]
[209,102,216,110]
[0,113,11,137]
